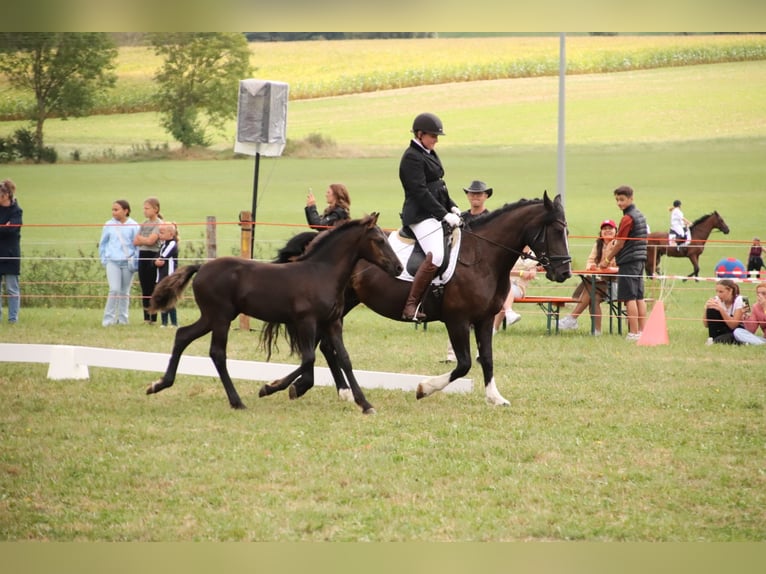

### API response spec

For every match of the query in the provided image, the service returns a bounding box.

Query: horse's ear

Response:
[542,190,553,209]
[369,212,379,226]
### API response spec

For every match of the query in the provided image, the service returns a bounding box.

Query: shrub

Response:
[0,128,58,163]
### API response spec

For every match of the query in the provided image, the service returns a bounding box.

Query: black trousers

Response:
[747,256,764,272]
[138,250,158,322]
[705,308,738,344]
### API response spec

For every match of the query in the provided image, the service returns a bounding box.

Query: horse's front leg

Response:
[688,254,700,278]
[290,333,352,403]
[324,319,375,414]
[208,323,246,409]
[474,318,509,406]
[416,320,472,400]
[146,320,210,396]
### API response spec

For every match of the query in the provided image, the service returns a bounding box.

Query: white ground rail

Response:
[0,343,473,394]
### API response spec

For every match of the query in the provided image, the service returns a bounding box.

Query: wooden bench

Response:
[512,296,578,334]
[416,296,576,334]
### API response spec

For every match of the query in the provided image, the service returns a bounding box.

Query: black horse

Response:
[146,213,402,414]
[265,192,572,406]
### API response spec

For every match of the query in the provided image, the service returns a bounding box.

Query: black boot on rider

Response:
[402,252,438,322]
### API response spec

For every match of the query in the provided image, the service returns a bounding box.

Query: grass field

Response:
[1,298,764,541]
[0,38,765,542]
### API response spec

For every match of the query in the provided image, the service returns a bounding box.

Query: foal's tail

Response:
[148,265,201,313]
[260,321,301,362]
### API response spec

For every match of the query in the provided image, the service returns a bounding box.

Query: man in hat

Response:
[445,180,493,362]
[460,180,493,227]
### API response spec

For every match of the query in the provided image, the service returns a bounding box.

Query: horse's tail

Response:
[259,321,300,361]
[148,265,201,313]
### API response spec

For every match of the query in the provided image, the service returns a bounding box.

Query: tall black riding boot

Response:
[402,252,438,321]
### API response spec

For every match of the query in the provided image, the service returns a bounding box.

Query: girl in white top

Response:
[669,199,691,248]
[703,279,746,345]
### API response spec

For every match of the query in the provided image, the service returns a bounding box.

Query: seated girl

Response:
[734,282,766,345]
[703,279,746,345]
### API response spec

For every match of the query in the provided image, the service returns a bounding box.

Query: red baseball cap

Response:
[600,219,617,229]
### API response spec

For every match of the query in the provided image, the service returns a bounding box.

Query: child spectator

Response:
[747,237,764,278]
[133,197,163,325]
[493,246,538,332]
[734,282,766,345]
[154,222,179,327]
[703,278,746,345]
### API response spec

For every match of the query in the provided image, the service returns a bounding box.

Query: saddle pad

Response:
[387,227,461,285]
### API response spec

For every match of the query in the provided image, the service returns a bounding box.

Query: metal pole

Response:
[250,152,260,258]
[557,33,566,207]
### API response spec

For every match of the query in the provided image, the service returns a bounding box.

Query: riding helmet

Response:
[412,113,445,136]
[673,199,682,207]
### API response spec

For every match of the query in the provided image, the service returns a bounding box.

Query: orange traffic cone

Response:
[637,300,669,346]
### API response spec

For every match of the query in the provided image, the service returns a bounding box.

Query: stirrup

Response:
[402,303,426,322]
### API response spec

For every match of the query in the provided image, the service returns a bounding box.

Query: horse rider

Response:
[399,112,462,321]
[669,199,691,250]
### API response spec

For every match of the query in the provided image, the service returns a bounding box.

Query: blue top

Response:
[99,217,139,266]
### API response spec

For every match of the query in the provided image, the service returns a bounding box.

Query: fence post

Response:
[205,216,217,260]
[238,211,253,331]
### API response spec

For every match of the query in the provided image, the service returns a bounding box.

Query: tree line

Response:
[0,32,251,161]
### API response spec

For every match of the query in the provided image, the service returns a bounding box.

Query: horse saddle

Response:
[668,229,690,247]
[388,225,461,285]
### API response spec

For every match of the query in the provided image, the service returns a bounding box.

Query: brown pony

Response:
[646,211,730,278]
[264,192,572,407]
[146,213,401,414]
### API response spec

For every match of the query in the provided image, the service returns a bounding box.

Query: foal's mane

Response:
[295,215,372,261]
[469,197,553,231]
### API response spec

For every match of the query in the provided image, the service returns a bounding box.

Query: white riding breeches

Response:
[410,218,446,266]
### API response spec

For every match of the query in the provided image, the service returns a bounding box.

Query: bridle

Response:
[525,218,572,270]
[462,215,571,274]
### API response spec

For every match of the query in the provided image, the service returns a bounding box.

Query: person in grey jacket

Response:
[399,112,461,321]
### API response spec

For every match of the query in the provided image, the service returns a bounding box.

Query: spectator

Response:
[600,185,648,342]
[305,184,350,229]
[154,222,179,328]
[0,179,22,324]
[559,219,618,335]
[133,197,163,325]
[99,200,139,327]
[747,237,764,278]
[460,180,492,226]
[445,179,491,361]
[734,283,766,345]
[493,246,537,332]
[703,278,746,345]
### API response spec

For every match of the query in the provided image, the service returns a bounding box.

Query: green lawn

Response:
[0,55,764,542]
